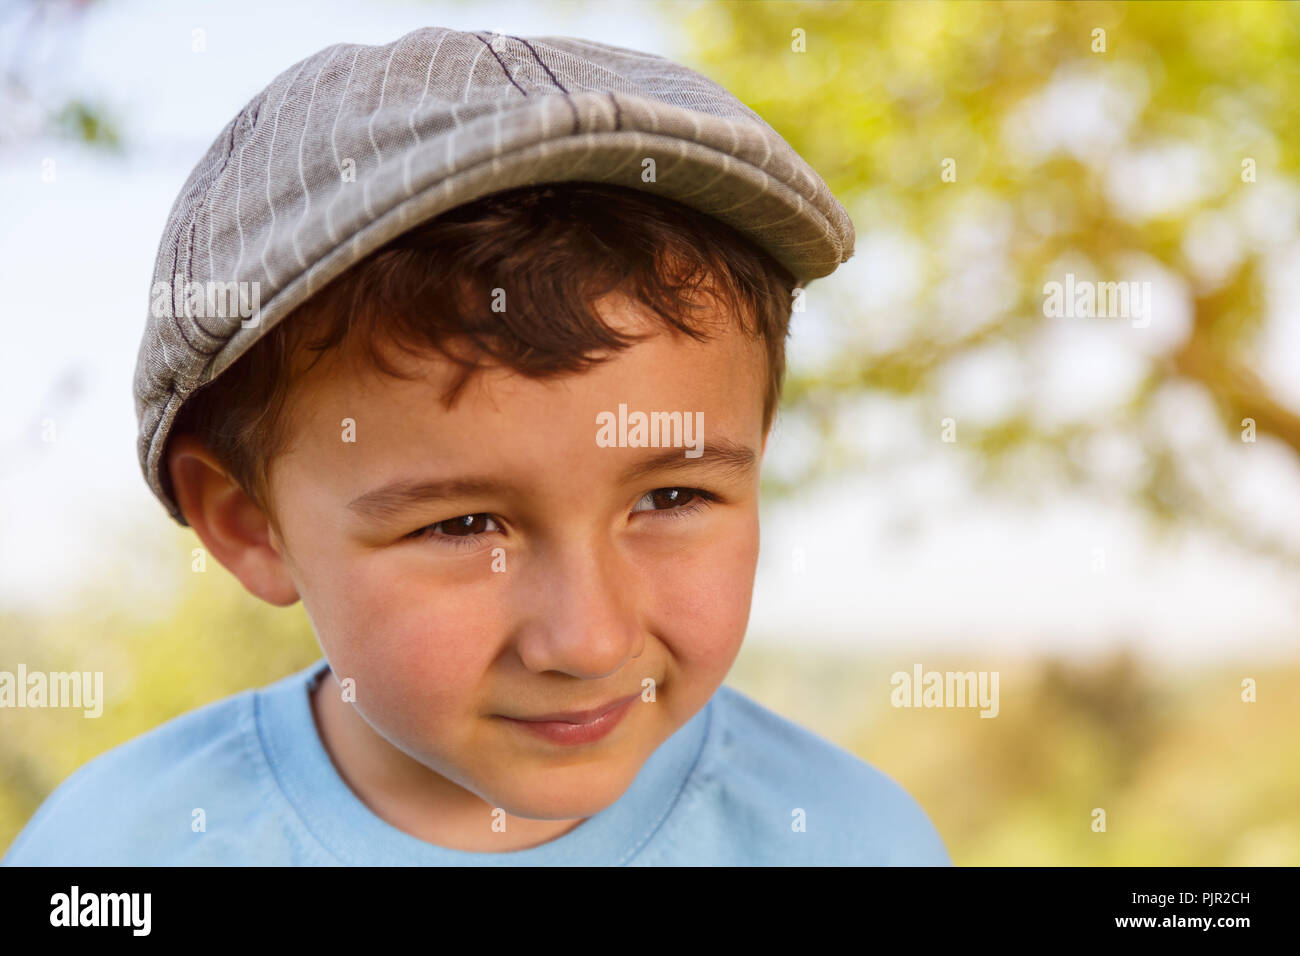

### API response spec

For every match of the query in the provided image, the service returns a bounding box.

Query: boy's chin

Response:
[479,758,642,821]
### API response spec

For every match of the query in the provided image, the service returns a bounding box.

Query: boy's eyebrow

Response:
[348,476,526,521]
[348,438,758,520]
[616,438,757,484]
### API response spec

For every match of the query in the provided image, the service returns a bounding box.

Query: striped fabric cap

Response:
[135,25,856,525]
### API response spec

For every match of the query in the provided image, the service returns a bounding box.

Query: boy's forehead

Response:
[283,295,766,464]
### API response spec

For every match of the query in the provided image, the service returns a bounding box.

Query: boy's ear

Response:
[166,433,300,607]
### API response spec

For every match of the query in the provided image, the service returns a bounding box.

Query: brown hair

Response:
[169,181,799,527]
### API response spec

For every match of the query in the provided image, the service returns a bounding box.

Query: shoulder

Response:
[669,684,952,865]
[1,673,314,866]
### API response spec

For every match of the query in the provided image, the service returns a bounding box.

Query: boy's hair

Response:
[168,181,798,530]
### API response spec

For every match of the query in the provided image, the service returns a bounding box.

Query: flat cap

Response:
[135,25,856,525]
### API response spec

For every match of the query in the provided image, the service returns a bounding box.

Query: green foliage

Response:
[50,100,122,149]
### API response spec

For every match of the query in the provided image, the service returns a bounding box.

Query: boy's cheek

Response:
[643,511,761,669]
[299,561,502,726]
[327,601,498,708]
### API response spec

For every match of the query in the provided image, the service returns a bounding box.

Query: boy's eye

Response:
[406,513,501,541]
[631,487,715,515]
[405,487,715,547]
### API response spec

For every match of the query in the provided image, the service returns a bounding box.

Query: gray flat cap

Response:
[135,25,856,525]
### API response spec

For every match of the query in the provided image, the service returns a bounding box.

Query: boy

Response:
[2,26,950,865]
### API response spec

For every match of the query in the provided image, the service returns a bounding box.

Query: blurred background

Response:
[1,0,1297,864]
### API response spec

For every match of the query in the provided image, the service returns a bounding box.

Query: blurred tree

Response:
[683,0,1300,566]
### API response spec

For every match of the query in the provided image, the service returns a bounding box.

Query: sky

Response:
[1,0,1298,664]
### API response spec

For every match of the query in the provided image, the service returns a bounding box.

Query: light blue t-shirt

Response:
[2,659,952,865]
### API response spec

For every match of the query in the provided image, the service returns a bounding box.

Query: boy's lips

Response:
[503,693,641,725]
[499,694,640,747]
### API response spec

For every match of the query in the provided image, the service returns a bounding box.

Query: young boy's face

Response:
[263,290,769,825]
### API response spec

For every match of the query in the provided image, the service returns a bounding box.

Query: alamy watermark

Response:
[596,403,703,458]
[0,665,103,718]
[890,664,999,718]
[50,886,150,935]
[150,273,262,328]
[1042,272,1151,328]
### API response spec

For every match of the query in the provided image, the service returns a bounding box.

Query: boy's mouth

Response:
[497,693,640,746]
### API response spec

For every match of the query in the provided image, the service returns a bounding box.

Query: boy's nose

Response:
[509,536,645,679]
